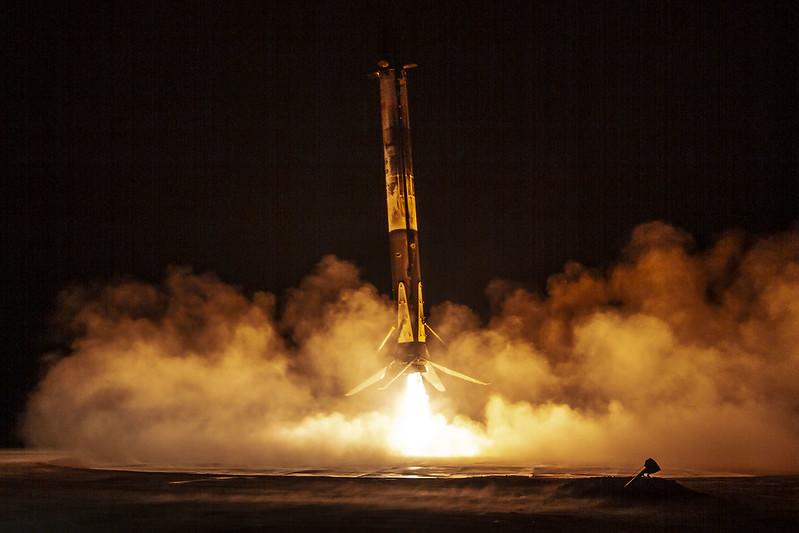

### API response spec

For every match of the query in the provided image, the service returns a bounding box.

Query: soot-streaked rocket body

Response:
[346,62,488,396]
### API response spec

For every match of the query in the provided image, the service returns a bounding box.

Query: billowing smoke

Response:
[23,222,799,472]
[23,258,400,467]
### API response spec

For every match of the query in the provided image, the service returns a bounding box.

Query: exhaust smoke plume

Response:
[23,223,799,472]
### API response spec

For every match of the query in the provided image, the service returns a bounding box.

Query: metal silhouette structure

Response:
[625,458,661,488]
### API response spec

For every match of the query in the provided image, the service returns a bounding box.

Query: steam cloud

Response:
[23,222,799,472]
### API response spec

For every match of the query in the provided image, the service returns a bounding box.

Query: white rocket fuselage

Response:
[376,64,426,363]
[343,62,488,396]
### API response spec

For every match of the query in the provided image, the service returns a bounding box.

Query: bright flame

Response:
[388,373,485,457]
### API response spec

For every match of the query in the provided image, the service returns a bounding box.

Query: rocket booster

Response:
[345,62,488,396]
[376,61,426,350]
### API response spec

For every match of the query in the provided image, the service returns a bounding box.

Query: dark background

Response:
[2,1,797,445]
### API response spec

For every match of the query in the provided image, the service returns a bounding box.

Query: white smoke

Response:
[22,223,799,472]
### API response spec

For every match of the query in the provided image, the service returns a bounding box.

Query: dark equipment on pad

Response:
[625,458,661,488]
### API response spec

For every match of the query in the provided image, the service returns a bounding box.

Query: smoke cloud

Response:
[23,223,799,472]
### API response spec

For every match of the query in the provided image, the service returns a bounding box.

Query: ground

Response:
[1,452,796,532]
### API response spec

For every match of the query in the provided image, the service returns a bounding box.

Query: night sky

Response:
[2,1,797,445]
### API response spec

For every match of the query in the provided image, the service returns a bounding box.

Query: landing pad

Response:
[1,451,796,531]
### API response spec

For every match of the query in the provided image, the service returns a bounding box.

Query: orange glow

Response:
[21,227,799,472]
[388,373,485,457]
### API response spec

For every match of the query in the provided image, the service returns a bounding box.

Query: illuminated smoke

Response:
[22,222,799,472]
[22,259,398,466]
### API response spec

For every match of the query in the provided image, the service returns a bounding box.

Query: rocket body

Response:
[343,62,488,396]
[376,64,426,354]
